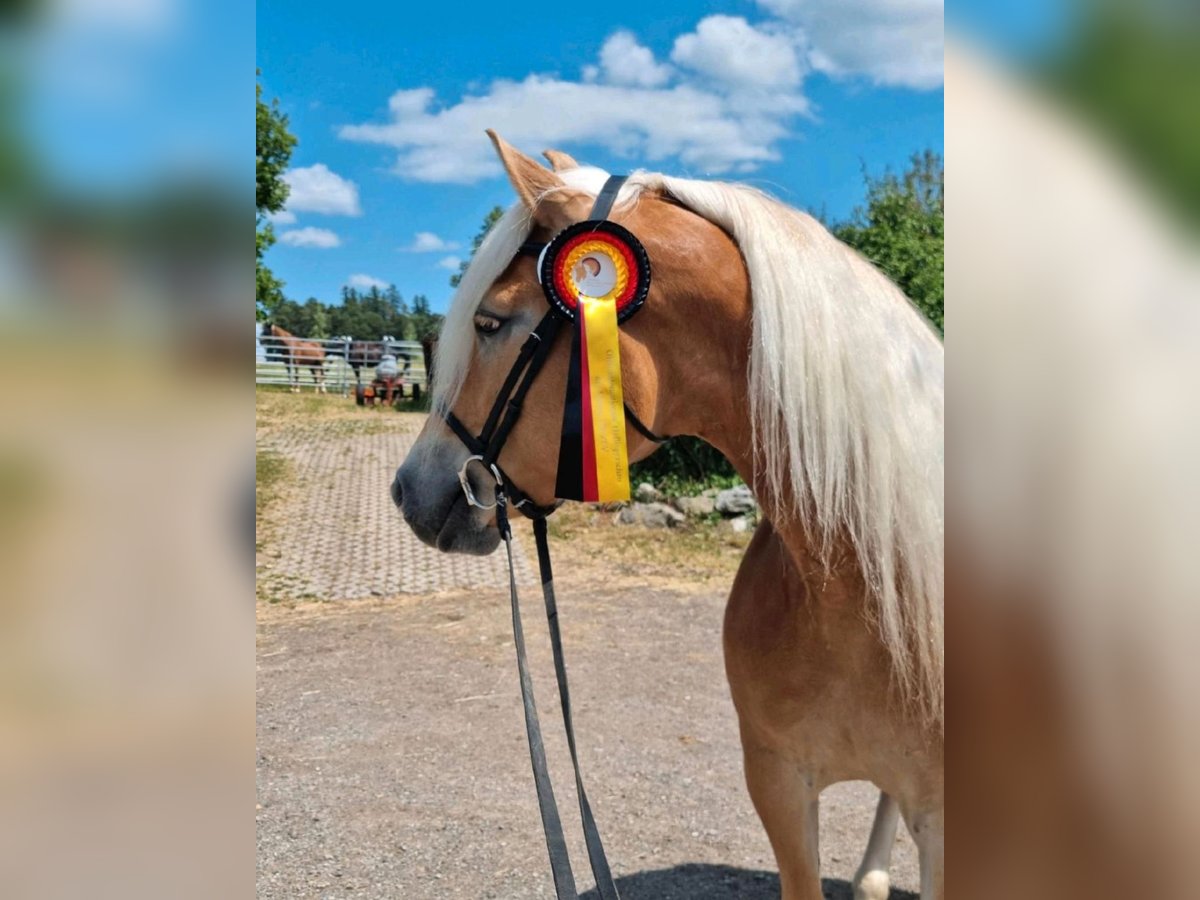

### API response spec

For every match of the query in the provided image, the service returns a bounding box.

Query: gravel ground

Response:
[256,584,919,898]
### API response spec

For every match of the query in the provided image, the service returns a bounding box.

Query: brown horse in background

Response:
[260,322,326,393]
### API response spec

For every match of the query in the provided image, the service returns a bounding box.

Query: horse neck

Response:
[642,257,858,592]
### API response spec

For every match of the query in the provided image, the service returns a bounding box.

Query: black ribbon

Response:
[552,175,630,499]
[554,315,586,500]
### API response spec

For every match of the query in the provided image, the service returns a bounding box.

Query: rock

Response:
[615,502,685,528]
[634,482,662,503]
[701,487,721,499]
[672,495,715,517]
[728,515,751,534]
[715,484,758,516]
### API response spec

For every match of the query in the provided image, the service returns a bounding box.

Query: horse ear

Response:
[487,130,587,232]
[542,149,580,172]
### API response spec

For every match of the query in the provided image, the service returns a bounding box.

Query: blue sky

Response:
[20,0,247,194]
[257,0,944,313]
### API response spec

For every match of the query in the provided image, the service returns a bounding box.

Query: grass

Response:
[256,387,426,433]
[638,470,743,500]
[255,450,289,528]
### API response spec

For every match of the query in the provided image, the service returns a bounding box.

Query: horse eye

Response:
[473,314,503,336]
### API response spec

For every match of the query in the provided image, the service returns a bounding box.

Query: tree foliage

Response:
[449,206,504,288]
[1044,7,1200,232]
[265,285,441,342]
[0,63,37,209]
[256,74,297,320]
[833,150,944,334]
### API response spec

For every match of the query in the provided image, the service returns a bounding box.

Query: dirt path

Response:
[256,588,919,899]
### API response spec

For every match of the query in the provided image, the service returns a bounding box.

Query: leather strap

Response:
[589,175,628,221]
[496,500,621,899]
[533,517,619,899]
[497,499,578,897]
[623,403,668,445]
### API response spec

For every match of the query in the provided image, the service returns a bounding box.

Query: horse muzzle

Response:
[392,457,501,556]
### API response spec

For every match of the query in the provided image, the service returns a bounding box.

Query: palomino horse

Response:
[260,322,327,393]
[392,133,943,899]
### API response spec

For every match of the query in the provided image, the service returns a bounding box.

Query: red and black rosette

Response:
[538,220,651,324]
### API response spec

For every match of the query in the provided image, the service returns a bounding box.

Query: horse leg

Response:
[741,741,823,900]
[852,792,900,900]
[907,806,943,900]
[287,361,298,393]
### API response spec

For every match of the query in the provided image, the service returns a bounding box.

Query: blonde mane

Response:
[435,168,944,724]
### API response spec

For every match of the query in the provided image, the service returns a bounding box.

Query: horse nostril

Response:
[390,472,404,508]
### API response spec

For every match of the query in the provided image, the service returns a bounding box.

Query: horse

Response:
[324,336,413,385]
[391,133,943,900]
[260,322,327,393]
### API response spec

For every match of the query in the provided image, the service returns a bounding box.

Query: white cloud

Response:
[671,16,802,89]
[268,209,296,226]
[347,273,389,290]
[338,5,940,185]
[404,232,461,253]
[436,256,464,271]
[279,227,341,249]
[756,0,943,89]
[283,164,362,216]
[339,45,807,183]
[596,31,673,88]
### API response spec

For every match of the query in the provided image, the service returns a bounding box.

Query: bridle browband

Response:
[437,177,668,900]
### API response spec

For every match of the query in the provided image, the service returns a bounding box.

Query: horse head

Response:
[392,131,750,554]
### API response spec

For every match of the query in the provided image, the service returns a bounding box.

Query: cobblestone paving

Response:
[258,418,533,600]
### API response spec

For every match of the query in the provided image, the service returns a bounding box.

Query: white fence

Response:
[255,335,428,396]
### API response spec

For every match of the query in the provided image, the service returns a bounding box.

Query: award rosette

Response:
[539,221,651,502]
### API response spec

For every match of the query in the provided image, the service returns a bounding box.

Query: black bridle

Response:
[437,177,668,900]
[441,175,665,520]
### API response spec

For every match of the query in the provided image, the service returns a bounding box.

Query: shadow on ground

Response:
[580,863,918,899]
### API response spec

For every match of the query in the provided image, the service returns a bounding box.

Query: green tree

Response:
[449,206,505,288]
[301,298,330,338]
[256,73,297,320]
[268,298,305,334]
[408,294,442,340]
[1044,6,1200,231]
[833,151,944,334]
[0,62,38,210]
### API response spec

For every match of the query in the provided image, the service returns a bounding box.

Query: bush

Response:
[629,436,739,496]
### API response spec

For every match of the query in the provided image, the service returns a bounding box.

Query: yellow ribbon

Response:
[580,294,630,501]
